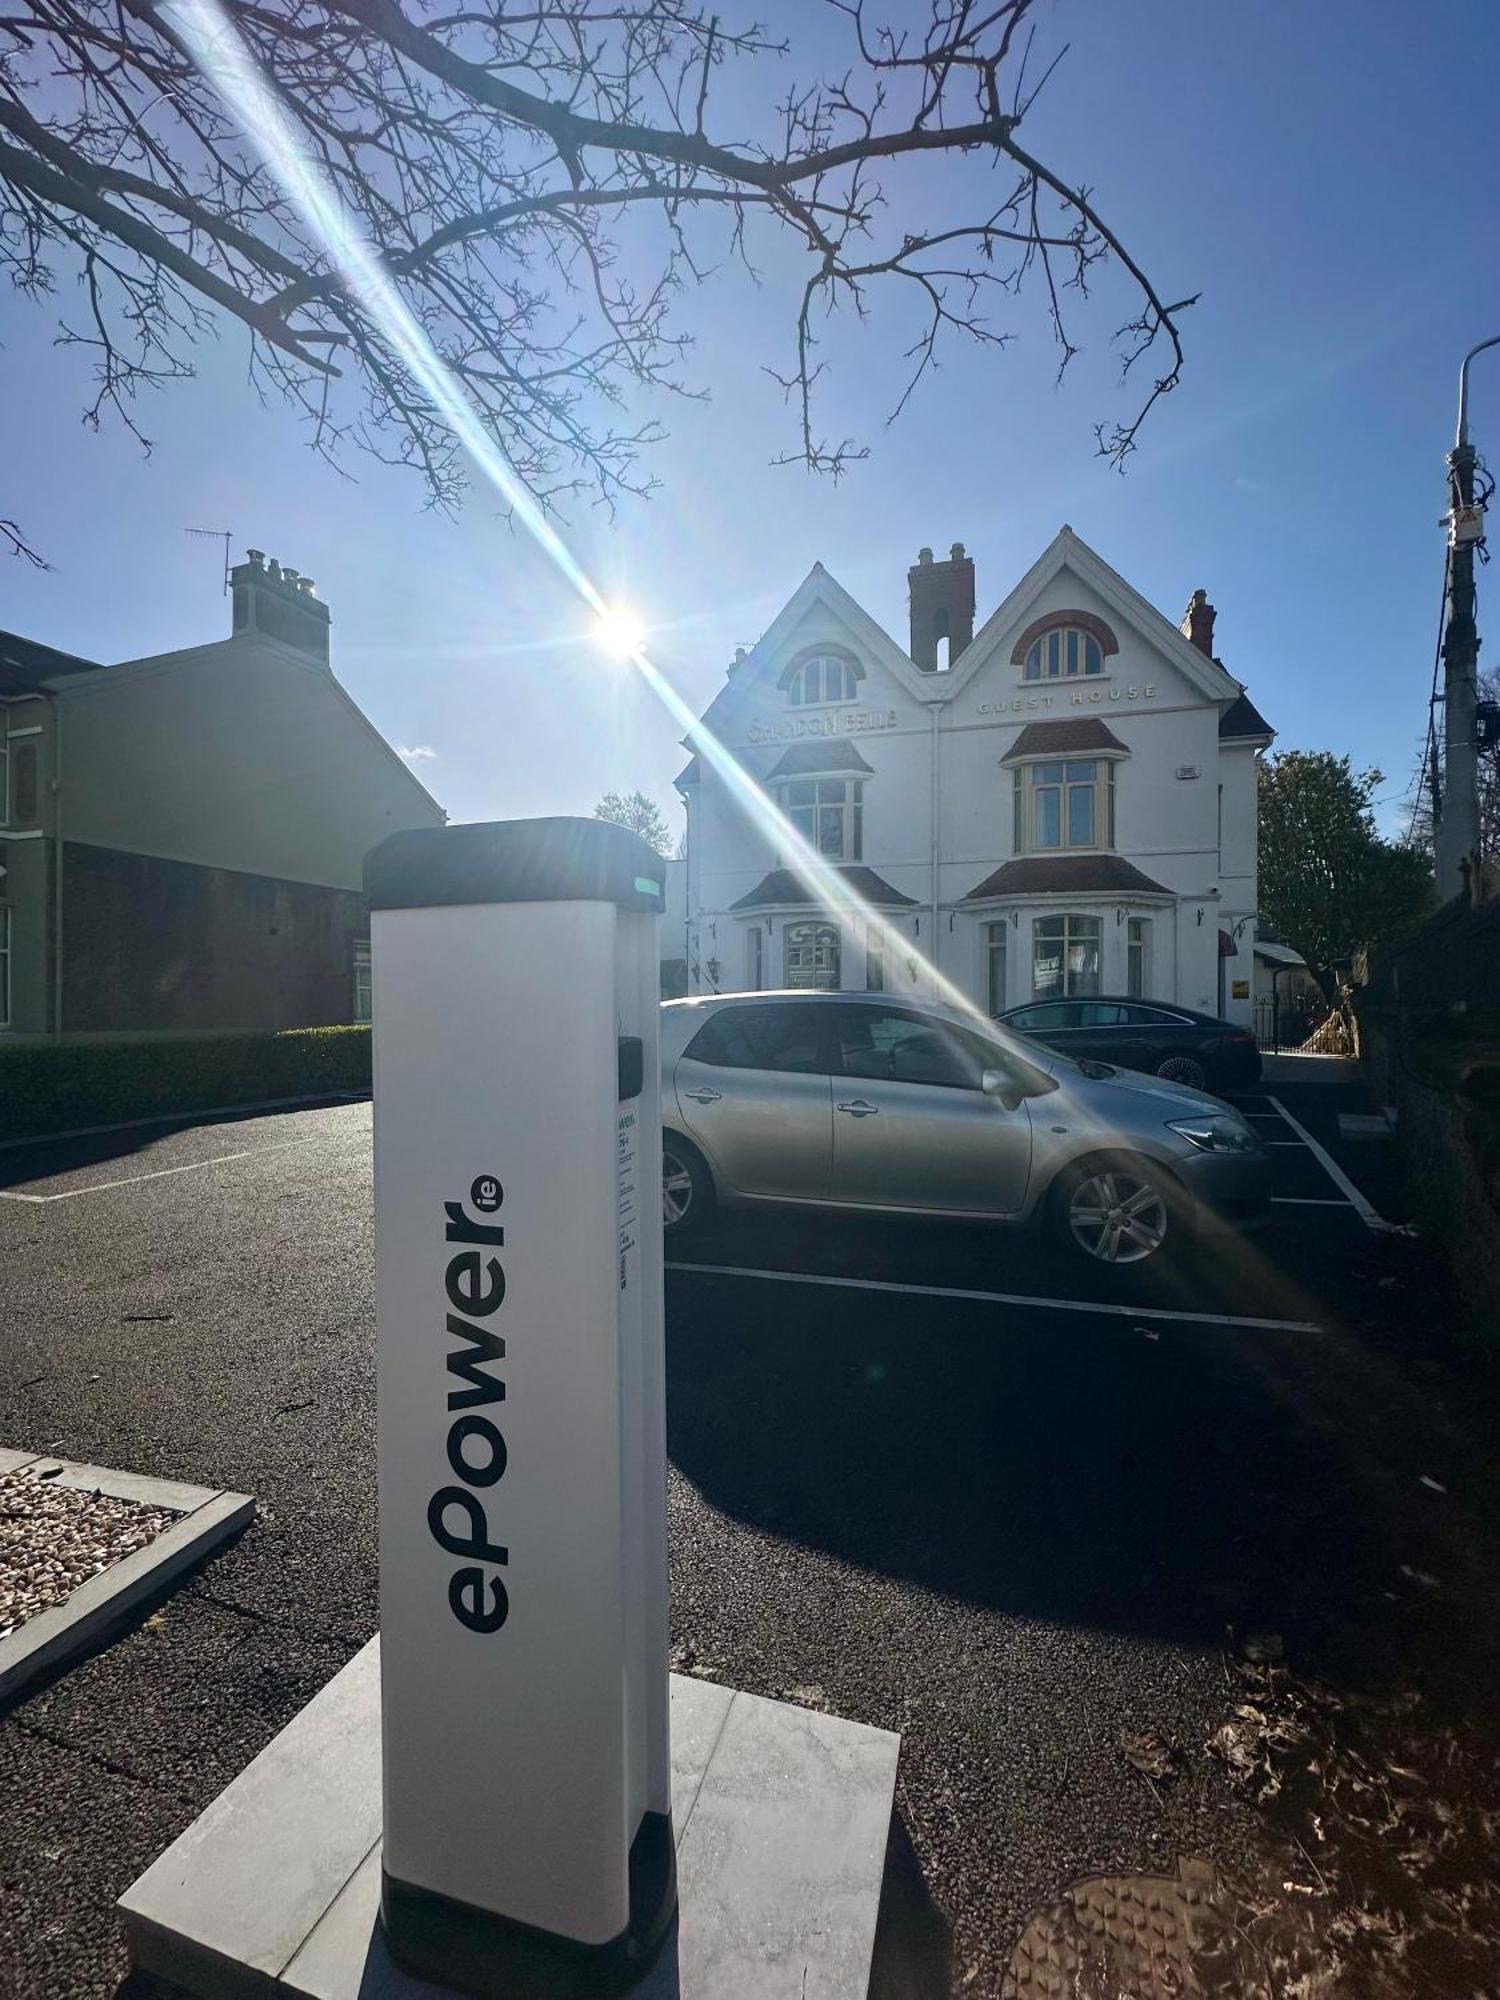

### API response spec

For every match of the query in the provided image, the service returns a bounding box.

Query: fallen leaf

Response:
[1120,1729,1177,1781]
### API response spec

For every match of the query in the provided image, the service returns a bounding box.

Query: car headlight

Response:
[1167,1115,1261,1154]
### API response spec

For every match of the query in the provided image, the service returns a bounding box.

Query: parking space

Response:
[0,1069,1451,1998]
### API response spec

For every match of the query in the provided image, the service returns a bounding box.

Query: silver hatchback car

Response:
[660,991,1270,1267]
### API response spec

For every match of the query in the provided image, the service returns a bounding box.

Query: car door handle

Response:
[683,1086,722,1104]
[836,1099,879,1117]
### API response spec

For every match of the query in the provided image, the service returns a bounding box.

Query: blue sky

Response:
[4,0,1496,841]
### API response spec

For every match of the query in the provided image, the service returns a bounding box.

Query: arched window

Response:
[784,921,840,990]
[784,653,861,706]
[1022,627,1105,681]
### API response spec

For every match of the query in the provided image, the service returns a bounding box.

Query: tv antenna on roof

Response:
[185,526,232,595]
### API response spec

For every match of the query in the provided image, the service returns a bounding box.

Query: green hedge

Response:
[0,1027,371,1142]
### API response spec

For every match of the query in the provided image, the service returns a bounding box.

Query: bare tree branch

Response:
[1,0,1193,525]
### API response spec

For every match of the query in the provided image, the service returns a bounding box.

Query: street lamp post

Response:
[1435,335,1500,902]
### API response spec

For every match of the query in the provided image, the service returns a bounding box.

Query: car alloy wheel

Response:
[662,1146,696,1228]
[1157,1053,1209,1091]
[1066,1167,1170,1265]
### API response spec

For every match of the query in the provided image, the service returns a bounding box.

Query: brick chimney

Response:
[908,542,976,672]
[1180,588,1216,658]
[230,548,331,664]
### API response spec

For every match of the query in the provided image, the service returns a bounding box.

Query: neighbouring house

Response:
[676,527,1274,1023]
[0,551,445,1037]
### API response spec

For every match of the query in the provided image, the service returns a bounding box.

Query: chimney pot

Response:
[950,542,966,561]
[1181,587,1217,657]
[228,549,331,662]
[917,546,934,565]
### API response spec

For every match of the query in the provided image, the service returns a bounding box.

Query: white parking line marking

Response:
[666,1260,1322,1334]
[0,1139,315,1204]
[1265,1096,1390,1232]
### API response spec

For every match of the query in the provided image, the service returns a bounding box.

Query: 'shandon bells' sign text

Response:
[427,1173,510,1633]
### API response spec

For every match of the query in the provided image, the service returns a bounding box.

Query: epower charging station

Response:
[365,817,675,1996]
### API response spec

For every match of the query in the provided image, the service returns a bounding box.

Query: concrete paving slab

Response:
[0,1456,255,1708]
[41,1456,229,1516]
[121,1638,900,2000]
[673,1685,902,1999]
[0,1447,41,1477]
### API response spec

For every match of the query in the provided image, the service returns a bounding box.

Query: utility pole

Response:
[1435,336,1499,901]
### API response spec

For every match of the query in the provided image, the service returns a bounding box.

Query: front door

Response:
[826,1005,1032,1215]
[671,1000,834,1200]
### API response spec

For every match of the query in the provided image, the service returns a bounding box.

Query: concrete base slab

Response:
[120,1637,900,2000]
[0,1450,255,1707]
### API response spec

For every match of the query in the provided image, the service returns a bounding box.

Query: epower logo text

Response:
[427,1173,509,1633]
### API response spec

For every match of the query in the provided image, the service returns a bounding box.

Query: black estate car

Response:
[996,996,1262,1095]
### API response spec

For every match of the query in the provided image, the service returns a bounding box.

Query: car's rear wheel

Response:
[1156,1052,1209,1092]
[662,1136,713,1234]
[1052,1158,1180,1267]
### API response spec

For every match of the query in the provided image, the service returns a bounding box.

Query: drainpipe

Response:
[927,700,943,993]
[49,691,63,1038]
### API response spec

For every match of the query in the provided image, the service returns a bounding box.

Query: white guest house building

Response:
[674,528,1273,1025]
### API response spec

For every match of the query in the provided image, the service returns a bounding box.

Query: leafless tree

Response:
[1,0,1194,526]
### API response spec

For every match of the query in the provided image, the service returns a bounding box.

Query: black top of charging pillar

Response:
[366,817,667,912]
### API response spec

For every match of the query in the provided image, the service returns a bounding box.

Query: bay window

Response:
[780,776,863,860]
[1032,914,1101,1000]
[1013,759,1114,853]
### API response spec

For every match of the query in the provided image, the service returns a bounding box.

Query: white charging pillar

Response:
[365,817,674,1997]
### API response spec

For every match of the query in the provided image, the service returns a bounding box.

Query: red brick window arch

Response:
[1010,610,1119,682]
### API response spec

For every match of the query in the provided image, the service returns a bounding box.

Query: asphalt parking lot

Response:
[0,1061,1492,1997]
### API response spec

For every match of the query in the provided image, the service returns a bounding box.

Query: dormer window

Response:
[783,653,861,706]
[1023,627,1104,681]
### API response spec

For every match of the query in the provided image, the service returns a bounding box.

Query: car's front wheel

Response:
[662,1136,714,1234]
[1052,1158,1181,1267]
[1156,1052,1209,1092]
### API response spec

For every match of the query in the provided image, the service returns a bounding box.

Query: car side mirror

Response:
[982,1068,1023,1111]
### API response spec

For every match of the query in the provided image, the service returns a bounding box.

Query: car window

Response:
[1009,1002,1075,1032]
[1075,1002,1129,1027]
[684,1004,827,1074]
[1119,1004,1171,1026]
[835,1008,988,1090]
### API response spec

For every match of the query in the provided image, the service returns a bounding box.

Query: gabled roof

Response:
[697,560,938,735]
[731,865,917,912]
[962,855,1174,901]
[0,630,107,697]
[1001,718,1127,761]
[945,527,1244,707]
[1218,691,1275,742]
[764,740,876,779]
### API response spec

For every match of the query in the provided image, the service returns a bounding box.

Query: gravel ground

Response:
[0,1470,177,1640]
